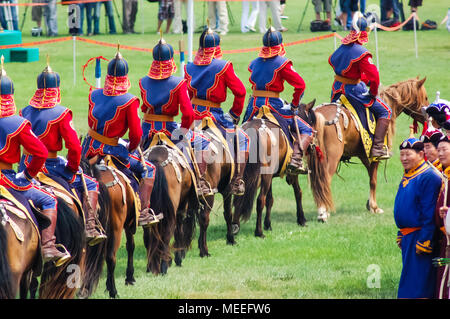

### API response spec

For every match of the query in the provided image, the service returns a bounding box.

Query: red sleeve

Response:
[178,80,194,129]
[359,54,379,97]
[224,62,246,117]
[19,122,47,177]
[59,111,82,173]
[280,61,306,106]
[127,98,143,151]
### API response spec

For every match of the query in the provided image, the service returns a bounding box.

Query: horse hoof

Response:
[255,232,265,238]
[125,278,135,286]
[200,252,211,258]
[370,207,384,214]
[232,223,240,235]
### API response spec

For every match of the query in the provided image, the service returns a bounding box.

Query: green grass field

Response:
[8,0,450,298]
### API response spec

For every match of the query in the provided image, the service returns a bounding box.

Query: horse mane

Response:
[379,77,427,119]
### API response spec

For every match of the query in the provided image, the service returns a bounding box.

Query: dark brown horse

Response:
[0,189,41,299]
[78,156,139,298]
[142,139,197,274]
[231,101,317,240]
[308,77,429,221]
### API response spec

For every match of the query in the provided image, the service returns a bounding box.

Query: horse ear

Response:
[417,77,426,88]
[306,99,316,111]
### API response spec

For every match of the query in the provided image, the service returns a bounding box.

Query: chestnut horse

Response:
[142,139,197,274]
[308,77,429,222]
[231,101,317,240]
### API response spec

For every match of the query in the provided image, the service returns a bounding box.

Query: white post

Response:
[333,33,337,50]
[413,12,418,58]
[187,0,194,62]
[73,36,76,86]
[374,24,379,70]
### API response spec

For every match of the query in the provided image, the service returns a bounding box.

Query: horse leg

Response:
[124,228,136,286]
[19,271,31,299]
[361,159,383,214]
[198,197,213,257]
[291,176,306,226]
[264,184,273,231]
[255,175,271,238]
[223,192,235,245]
[105,227,121,298]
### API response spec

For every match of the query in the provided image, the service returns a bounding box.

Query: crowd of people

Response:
[0,0,428,37]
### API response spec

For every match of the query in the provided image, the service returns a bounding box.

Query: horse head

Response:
[298,99,317,127]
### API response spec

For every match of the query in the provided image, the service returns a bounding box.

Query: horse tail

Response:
[0,224,13,299]
[147,162,175,274]
[307,111,335,212]
[39,198,85,299]
[233,124,263,223]
[79,181,110,299]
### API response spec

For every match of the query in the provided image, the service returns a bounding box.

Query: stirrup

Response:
[54,244,72,267]
[86,230,107,247]
[231,179,245,196]
[197,178,214,197]
[139,208,164,228]
[286,161,308,175]
[370,145,391,161]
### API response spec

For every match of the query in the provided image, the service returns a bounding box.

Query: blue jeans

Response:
[100,1,116,34]
[85,2,98,34]
[43,0,58,36]
[380,0,400,21]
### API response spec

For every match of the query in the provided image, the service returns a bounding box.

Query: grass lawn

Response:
[7,0,450,298]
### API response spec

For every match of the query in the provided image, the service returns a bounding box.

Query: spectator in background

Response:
[96,1,117,34]
[241,0,259,33]
[280,0,287,19]
[172,0,188,34]
[408,0,422,13]
[85,2,98,36]
[43,0,58,36]
[32,0,43,33]
[122,0,138,34]
[380,0,400,24]
[336,0,358,30]
[208,1,228,36]
[157,0,174,34]
[259,0,287,33]
[313,0,332,26]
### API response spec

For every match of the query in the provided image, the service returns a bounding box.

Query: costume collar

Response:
[147,58,177,80]
[259,43,286,59]
[432,158,443,172]
[0,94,16,118]
[29,87,61,109]
[103,74,131,96]
[444,166,450,180]
[193,46,223,66]
[404,159,427,177]
[341,30,369,45]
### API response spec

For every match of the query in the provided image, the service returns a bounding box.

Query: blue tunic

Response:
[394,160,442,298]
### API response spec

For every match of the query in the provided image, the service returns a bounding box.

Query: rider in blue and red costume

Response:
[0,59,71,266]
[242,26,313,175]
[19,59,106,246]
[184,27,250,196]
[81,48,163,226]
[139,36,212,196]
[329,12,392,160]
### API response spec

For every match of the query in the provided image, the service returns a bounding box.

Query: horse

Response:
[307,77,429,222]
[231,101,317,240]
[0,189,41,299]
[193,120,239,258]
[78,155,139,298]
[142,138,197,275]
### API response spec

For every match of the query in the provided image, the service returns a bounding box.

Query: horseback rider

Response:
[19,59,107,246]
[329,12,392,160]
[81,48,163,226]
[139,36,211,196]
[0,58,71,266]
[184,27,250,196]
[242,26,314,175]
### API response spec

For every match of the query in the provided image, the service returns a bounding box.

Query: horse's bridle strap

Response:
[88,129,119,146]
[334,75,361,85]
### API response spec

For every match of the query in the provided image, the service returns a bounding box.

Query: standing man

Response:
[43,0,58,36]
[394,136,441,298]
[122,0,138,34]
[208,0,229,36]
[421,129,444,171]
[241,0,259,33]
[259,0,287,33]
[329,12,392,161]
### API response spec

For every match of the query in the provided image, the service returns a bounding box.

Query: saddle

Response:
[338,95,386,162]
[195,116,235,184]
[144,132,198,194]
[253,105,294,178]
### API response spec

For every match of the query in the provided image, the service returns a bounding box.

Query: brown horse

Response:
[231,101,317,240]
[78,156,139,298]
[308,77,429,221]
[0,189,41,299]
[193,122,237,258]
[142,141,197,274]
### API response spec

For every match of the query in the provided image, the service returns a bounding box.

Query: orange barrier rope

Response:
[0,36,72,49]
[0,0,111,6]
[375,13,416,31]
